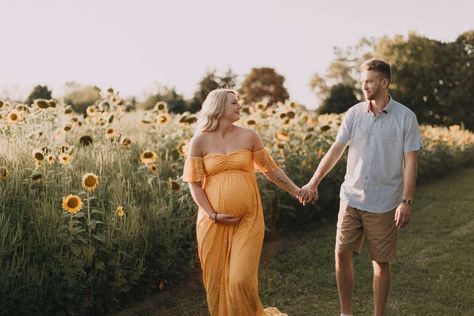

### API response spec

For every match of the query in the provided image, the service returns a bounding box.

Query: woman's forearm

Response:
[189,183,216,217]
[264,168,300,197]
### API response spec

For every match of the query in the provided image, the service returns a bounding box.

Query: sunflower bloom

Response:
[121,137,131,148]
[140,150,157,164]
[82,173,99,192]
[62,194,83,214]
[58,153,72,165]
[79,135,93,146]
[168,178,181,192]
[32,172,43,183]
[157,113,171,126]
[154,101,168,113]
[33,150,44,162]
[106,128,116,139]
[0,167,9,180]
[7,110,22,123]
[47,154,56,165]
[147,164,158,174]
[34,99,50,109]
[86,106,97,117]
[178,142,188,156]
[276,131,290,141]
[116,206,125,218]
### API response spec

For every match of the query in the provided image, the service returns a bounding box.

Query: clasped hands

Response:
[296,183,319,206]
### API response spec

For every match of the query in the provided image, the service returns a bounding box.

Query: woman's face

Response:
[222,92,241,123]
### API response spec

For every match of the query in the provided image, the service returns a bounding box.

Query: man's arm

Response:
[395,151,417,229]
[299,141,347,205]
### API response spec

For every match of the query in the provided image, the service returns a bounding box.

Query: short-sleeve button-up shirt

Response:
[335,97,423,213]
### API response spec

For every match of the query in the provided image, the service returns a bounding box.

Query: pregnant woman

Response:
[183,88,299,316]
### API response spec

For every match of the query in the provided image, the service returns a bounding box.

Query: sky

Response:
[0,0,473,108]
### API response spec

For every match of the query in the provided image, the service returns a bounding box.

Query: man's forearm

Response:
[309,142,346,188]
[402,152,418,199]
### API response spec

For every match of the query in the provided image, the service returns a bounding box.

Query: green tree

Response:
[141,86,188,114]
[317,83,359,114]
[190,68,238,112]
[25,85,52,105]
[240,67,289,104]
[63,83,100,115]
[310,31,474,129]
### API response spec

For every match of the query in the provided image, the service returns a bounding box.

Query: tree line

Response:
[23,30,474,130]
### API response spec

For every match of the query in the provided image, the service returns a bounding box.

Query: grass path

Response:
[114,168,474,316]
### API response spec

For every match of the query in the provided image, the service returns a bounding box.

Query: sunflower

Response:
[140,150,157,164]
[106,128,116,139]
[7,110,22,123]
[34,99,50,109]
[256,102,267,111]
[33,150,44,161]
[147,164,158,174]
[32,172,43,183]
[63,123,73,132]
[154,101,168,113]
[48,100,57,108]
[320,125,331,132]
[64,105,74,114]
[79,135,93,146]
[279,112,287,119]
[47,154,56,165]
[86,106,97,117]
[157,113,171,126]
[178,142,188,156]
[121,137,132,149]
[0,167,8,180]
[116,205,125,218]
[286,111,296,119]
[168,178,181,192]
[62,194,83,214]
[82,173,99,192]
[246,119,256,126]
[276,131,290,142]
[58,153,72,165]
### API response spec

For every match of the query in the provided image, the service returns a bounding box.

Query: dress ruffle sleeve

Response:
[253,148,279,173]
[182,156,205,182]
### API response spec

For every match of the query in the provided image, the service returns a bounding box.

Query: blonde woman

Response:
[183,89,299,315]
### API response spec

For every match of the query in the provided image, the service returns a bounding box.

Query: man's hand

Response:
[394,203,411,229]
[298,184,319,206]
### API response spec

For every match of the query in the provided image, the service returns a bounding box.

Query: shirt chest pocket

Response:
[380,119,403,143]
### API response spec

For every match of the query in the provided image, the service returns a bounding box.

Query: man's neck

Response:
[369,94,390,114]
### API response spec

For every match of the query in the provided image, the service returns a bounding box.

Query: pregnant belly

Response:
[205,174,256,217]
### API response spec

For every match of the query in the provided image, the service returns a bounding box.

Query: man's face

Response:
[360,70,387,100]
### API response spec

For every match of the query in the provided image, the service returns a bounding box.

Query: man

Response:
[299,58,423,316]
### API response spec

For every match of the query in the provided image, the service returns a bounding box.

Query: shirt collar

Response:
[366,95,393,114]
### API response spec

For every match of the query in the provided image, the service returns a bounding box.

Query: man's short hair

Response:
[361,58,391,84]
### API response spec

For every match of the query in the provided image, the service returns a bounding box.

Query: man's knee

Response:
[335,248,353,266]
[372,261,390,277]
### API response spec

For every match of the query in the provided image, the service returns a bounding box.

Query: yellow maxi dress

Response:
[183,148,287,316]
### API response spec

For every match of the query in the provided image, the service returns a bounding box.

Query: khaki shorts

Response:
[336,201,398,262]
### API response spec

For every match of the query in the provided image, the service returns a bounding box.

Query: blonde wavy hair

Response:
[196,88,237,132]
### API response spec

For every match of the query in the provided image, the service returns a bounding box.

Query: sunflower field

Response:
[0,90,473,315]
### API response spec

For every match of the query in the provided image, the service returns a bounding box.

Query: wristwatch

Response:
[401,199,413,205]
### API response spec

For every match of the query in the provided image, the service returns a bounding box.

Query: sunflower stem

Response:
[86,191,91,243]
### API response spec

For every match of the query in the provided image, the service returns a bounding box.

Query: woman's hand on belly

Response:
[215,213,241,226]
